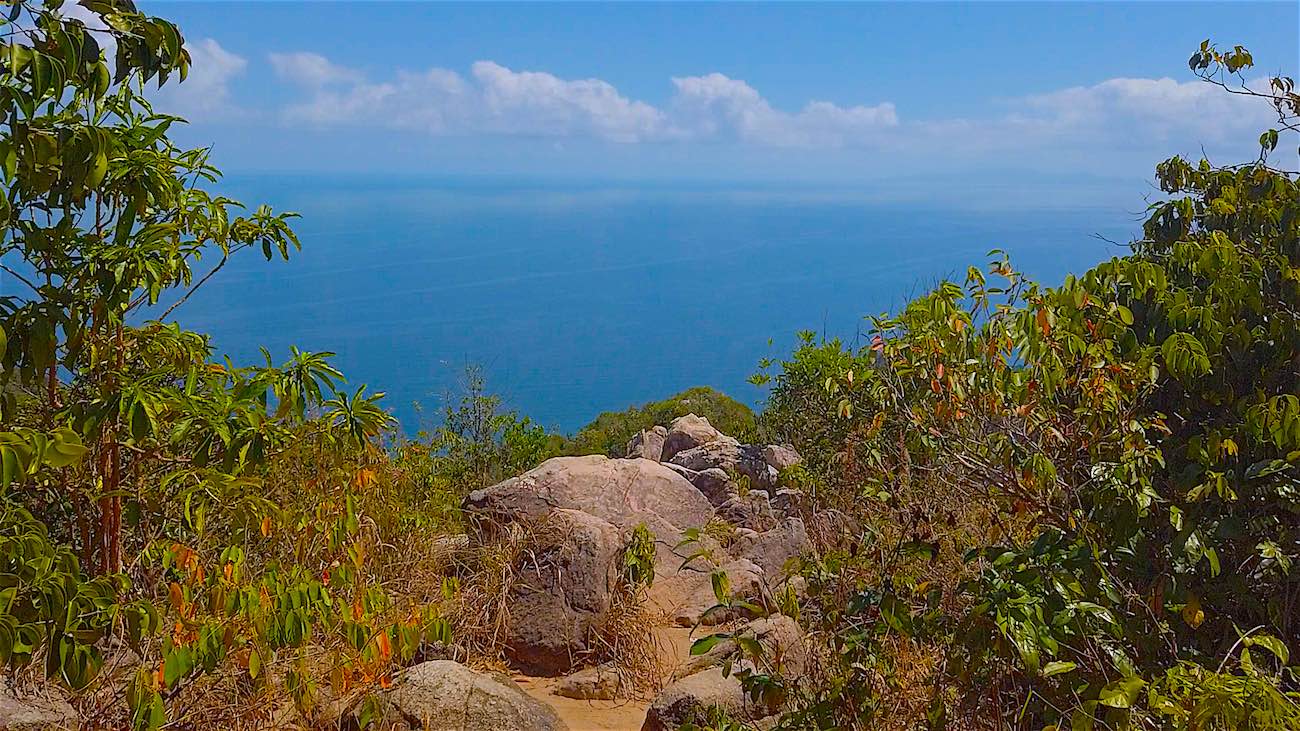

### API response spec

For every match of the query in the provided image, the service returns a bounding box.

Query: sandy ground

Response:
[515,627,696,731]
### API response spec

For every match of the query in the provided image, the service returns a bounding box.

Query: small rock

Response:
[771,488,805,517]
[761,444,802,472]
[626,426,668,461]
[554,662,620,700]
[382,660,568,730]
[688,467,737,507]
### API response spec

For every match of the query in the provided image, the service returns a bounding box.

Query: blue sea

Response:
[168,176,1142,434]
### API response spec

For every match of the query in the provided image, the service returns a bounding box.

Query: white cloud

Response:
[269,52,364,88]
[670,73,898,146]
[262,51,1283,164]
[272,57,897,146]
[154,39,248,117]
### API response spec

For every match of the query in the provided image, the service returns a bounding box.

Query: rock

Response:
[651,559,765,627]
[662,414,724,462]
[761,444,802,472]
[671,441,779,491]
[464,456,714,533]
[736,518,810,580]
[626,426,668,461]
[688,467,737,508]
[0,688,78,731]
[669,437,741,474]
[636,512,723,575]
[807,508,861,549]
[641,665,760,731]
[506,509,623,675]
[771,488,805,517]
[554,662,620,700]
[383,660,568,730]
[745,614,808,675]
[717,492,777,532]
[673,613,806,680]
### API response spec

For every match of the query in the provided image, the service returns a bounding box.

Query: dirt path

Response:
[515,626,695,731]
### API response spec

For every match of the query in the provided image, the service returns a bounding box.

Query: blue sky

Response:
[140,1,1298,193]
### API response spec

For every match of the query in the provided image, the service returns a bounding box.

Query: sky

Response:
[137,1,1299,195]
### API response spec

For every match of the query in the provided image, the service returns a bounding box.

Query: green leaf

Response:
[1098,676,1145,709]
[1042,660,1078,677]
[690,634,730,656]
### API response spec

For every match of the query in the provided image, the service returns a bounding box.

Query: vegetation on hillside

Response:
[0,1,1296,729]
[730,41,1300,731]
[565,386,757,457]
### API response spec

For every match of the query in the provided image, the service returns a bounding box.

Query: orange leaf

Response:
[155,659,166,689]
[260,516,272,538]
[168,582,184,611]
[376,632,392,660]
[1037,308,1051,336]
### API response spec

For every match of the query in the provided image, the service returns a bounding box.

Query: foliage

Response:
[753,41,1300,730]
[565,385,756,457]
[622,522,657,589]
[420,365,561,492]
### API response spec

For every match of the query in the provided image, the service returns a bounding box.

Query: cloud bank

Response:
[269,56,900,146]
[134,39,1284,173]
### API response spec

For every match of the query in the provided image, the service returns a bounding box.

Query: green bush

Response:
[565,386,757,457]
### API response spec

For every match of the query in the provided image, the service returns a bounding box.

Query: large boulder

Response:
[736,518,810,579]
[0,688,77,731]
[641,665,759,731]
[670,441,779,491]
[505,509,623,675]
[383,660,568,730]
[626,425,668,462]
[717,492,777,532]
[662,414,724,462]
[650,558,766,627]
[464,456,713,532]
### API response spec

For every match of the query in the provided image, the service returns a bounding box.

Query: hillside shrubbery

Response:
[741,43,1300,731]
[565,386,757,457]
[0,2,1296,729]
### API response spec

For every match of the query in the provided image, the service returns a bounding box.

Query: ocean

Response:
[167,176,1142,434]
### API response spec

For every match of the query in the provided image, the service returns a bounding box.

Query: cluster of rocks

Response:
[457,413,815,730]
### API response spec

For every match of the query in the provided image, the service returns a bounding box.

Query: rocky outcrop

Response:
[464,455,713,532]
[670,440,781,491]
[505,509,623,675]
[383,660,568,730]
[0,688,77,731]
[626,426,668,461]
